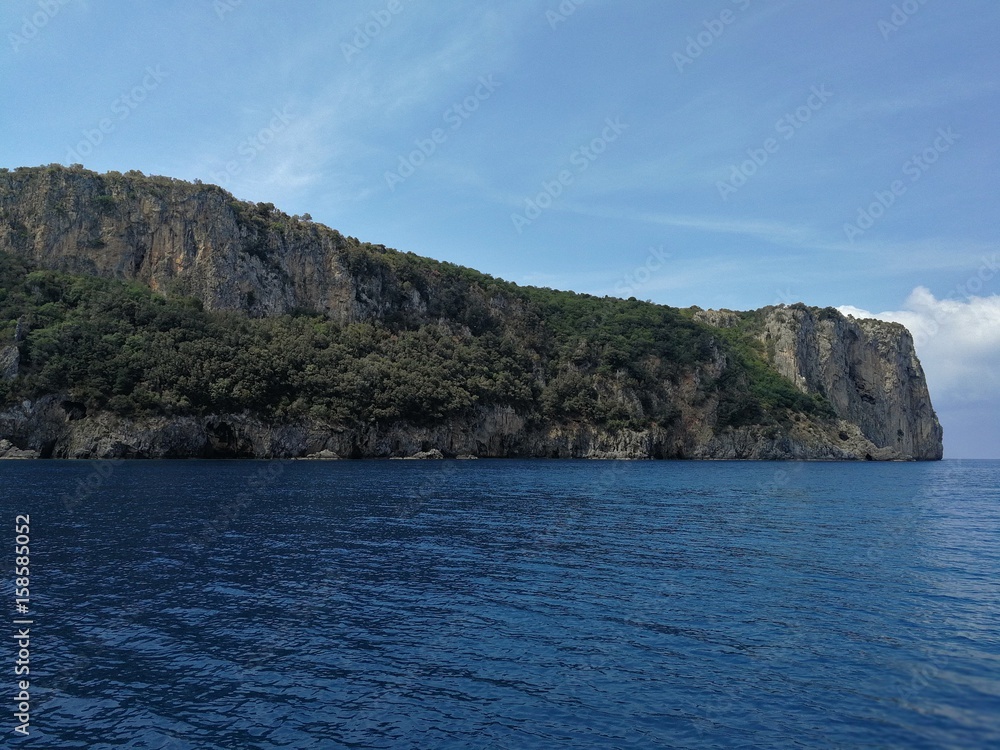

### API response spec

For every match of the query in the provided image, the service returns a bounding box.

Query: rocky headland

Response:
[0,165,942,460]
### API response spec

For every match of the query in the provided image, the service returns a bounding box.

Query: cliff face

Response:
[0,166,943,460]
[0,345,18,381]
[0,166,423,324]
[761,308,941,460]
[695,307,943,460]
[0,393,940,460]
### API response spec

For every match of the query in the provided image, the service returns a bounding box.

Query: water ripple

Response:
[4,459,999,748]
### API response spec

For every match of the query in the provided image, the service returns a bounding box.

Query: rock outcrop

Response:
[0,166,944,460]
[0,390,940,461]
[0,345,18,381]
[0,438,37,459]
[695,306,943,460]
[0,166,437,325]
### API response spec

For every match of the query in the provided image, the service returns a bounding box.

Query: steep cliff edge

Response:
[694,307,942,460]
[0,165,446,324]
[0,165,942,460]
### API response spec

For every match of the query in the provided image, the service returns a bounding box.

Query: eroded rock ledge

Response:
[0,396,937,461]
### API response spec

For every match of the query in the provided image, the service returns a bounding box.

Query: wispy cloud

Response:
[516,201,997,276]
[526,202,838,252]
[848,77,1000,119]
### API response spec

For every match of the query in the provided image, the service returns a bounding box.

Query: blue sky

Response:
[2,0,998,457]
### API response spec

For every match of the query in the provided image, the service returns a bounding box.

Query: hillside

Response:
[0,165,942,460]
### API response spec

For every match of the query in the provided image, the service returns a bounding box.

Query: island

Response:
[0,165,942,460]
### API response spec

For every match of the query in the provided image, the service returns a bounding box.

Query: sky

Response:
[2,0,997,457]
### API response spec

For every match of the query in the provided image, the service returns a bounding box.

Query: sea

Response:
[2,459,999,749]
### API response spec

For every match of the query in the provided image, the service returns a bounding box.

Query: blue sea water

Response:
[2,459,999,749]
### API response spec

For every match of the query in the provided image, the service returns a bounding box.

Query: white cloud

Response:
[838,287,1000,407]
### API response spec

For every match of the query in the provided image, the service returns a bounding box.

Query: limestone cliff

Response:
[694,307,942,460]
[0,345,18,381]
[0,165,441,324]
[0,165,943,460]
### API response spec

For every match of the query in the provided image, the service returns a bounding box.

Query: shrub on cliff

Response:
[0,250,832,431]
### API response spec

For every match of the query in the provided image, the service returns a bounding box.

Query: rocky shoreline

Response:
[0,397,935,461]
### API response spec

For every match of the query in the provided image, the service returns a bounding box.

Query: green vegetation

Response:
[0,253,534,424]
[0,165,837,429]
[709,311,836,427]
[0,242,833,431]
